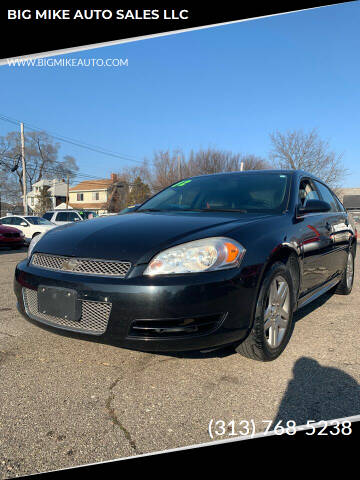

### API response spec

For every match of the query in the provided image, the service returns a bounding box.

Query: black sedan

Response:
[14,170,357,361]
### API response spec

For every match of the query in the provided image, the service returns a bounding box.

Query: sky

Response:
[0,2,360,187]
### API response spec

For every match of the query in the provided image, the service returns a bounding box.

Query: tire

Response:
[335,247,355,295]
[235,261,295,362]
[32,232,40,239]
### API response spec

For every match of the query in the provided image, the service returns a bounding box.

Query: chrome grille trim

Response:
[31,253,131,277]
[23,288,111,335]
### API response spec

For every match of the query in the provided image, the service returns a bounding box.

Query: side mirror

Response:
[297,199,331,216]
[20,221,28,226]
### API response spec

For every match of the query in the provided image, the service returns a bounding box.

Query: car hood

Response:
[33,211,272,264]
[0,225,21,234]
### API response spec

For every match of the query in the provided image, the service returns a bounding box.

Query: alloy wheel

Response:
[264,275,290,348]
[346,251,354,289]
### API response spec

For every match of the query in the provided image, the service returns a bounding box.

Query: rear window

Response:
[55,212,68,221]
[42,212,53,221]
[25,216,53,225]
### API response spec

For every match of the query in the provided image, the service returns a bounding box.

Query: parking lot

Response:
[1,247,359,478]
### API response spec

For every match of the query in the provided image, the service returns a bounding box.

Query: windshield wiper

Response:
[180,208,248,213]
[138,208,163,212]
[139,208,248,213]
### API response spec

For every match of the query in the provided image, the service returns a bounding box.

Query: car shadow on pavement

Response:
[154,344,236,359]
[294,290,334,323]
[0,246,28,256]
[273,357,360,425]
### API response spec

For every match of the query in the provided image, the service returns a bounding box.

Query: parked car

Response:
[14,170,357,361]
[0,224,25,249]
[0,215,57,244]
[42,210,97,225]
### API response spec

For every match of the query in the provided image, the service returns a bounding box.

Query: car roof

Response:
[183,169,324,183]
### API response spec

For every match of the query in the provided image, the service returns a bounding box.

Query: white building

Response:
[26,179,67,213]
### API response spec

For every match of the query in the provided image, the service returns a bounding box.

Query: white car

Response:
[42,210,97,225]
[0,215,57,244]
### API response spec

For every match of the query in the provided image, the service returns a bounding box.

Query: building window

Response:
[77,193,84,201]
[92,192,99,201]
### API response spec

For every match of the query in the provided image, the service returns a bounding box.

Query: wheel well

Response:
[350,236,357,253]
[263,247,300,300]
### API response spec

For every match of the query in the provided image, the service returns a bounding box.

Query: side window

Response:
[333,193,345,212]
[0,217,12,225]
[10,217,23,225]
[67,212,80,222]
[43,212,53,221]
[314,181,339,212]
[55,212,68,222]
[298,179,319,206]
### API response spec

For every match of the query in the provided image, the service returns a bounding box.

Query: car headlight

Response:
[27,233,44,258]
[144,237,245,276]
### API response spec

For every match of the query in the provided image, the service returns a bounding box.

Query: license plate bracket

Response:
[38,286,81,321]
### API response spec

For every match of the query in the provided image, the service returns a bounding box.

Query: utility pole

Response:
[20,122,28,215]
[66,174,69,209]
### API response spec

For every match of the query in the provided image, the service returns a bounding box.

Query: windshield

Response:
[24,216,54,225]
[78,211,97,219]
[138,173,291,214]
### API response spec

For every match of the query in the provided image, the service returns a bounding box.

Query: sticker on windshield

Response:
[172,180,192,187]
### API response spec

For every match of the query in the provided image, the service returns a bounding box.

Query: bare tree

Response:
[0,130,79,201]
[186,149,269,177]
[143,148,269,192]
[242,154,271,171]
[149,150,182,192]
[0,169,21,205]
[34,186,52,216]
[269,129,345,187]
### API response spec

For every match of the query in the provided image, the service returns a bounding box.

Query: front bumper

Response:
[1,239,25,247]
[14,258,260,352]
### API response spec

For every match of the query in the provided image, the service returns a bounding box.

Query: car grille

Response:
[3,232,20,238]
[23,288,111,335]
[31,253,131,277]
[128,313,226,338]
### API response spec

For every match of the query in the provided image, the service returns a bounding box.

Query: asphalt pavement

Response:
[0,247,359,477]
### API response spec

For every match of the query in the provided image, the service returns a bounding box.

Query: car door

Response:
[313,180,349,277]
[9,216,31,239]
[297,178,333,294]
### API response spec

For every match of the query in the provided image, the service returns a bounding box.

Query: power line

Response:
[0,112,149,165]
[0,152,114,181]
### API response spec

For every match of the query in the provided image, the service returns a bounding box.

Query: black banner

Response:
[23,418,359,478]
[0,2,350,59]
